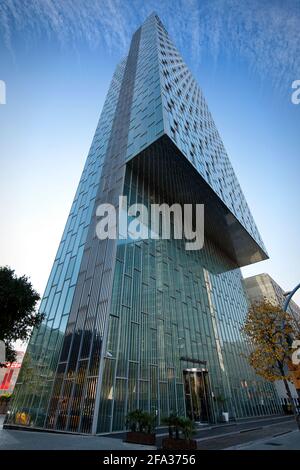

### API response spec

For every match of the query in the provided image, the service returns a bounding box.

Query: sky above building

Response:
[0,0,299,315]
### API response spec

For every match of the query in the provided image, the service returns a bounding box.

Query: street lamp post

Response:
[283,283,300,313]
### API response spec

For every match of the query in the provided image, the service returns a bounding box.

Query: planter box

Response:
[162,437,197,450]
[125,432,156,446]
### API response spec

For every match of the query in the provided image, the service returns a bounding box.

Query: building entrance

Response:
[183,368,212,422]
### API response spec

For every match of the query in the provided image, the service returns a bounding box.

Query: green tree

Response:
[243,300,300,429]
[0,266,42,364]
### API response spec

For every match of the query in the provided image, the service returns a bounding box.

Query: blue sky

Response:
[0,0,300,309]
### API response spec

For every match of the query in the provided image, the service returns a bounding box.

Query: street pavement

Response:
[0,415,155,450]
[195,416,298,450]
[228,430,300,450]
[0,414,298,450]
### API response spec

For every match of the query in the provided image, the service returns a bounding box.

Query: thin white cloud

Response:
[0,0,299,88]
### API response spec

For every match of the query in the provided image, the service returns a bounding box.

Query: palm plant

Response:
[125,409,156,434]
[125,409,144,432]
[141,412,156,434]
[179,417,196,440]
[162,413,181,439]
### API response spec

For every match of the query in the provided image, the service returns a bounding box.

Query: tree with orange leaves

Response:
[243,300,300,430]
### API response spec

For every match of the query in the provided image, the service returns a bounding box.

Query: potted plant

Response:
[179,417,198,449]
[162,413,181,439]
[216,394,229,422]
[125,409,156,445]
[161,414,197,449]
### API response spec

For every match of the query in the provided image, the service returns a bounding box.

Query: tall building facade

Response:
[6,14,281,434]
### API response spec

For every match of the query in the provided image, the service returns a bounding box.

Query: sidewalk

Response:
[0,415,155,450]
[154,415,296,449]
[195,417,297,449]
[228,430,300,450]
[0,414,297,450]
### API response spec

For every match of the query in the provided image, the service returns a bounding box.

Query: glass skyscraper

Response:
[6,13,281,434]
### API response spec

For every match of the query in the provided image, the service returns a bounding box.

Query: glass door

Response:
[183,368,211,422]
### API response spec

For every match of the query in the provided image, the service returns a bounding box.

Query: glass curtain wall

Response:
[96,163,280,433]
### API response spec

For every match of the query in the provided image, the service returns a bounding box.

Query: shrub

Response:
[125,409,156,434]
[161,413,181,439]
[179,417,196,440]
[162,414,197,441]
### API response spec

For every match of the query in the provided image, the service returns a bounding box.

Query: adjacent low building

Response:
[0,351,24,395]
[244,273,300,411]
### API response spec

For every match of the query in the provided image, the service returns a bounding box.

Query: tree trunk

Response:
[278,362,300,431]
